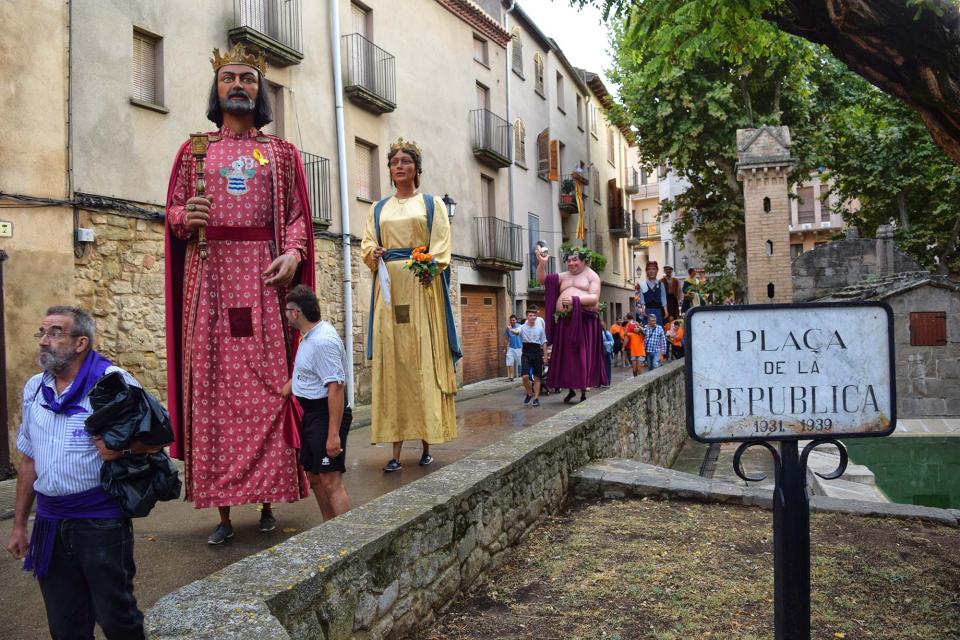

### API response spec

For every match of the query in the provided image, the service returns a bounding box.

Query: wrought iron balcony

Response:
[558,174,581,213]
[470,109,512,169]
[230,0,303,66]
[527,251,557,290]
[609,207,630,238]
[302,152,332,228]
[631,220,661,246]
[342,34,397,114]
[474,217,523,271]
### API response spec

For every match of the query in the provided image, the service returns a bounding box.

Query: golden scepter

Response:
[189,133,210,260]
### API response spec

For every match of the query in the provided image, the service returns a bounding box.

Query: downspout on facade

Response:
[330,0,355,406]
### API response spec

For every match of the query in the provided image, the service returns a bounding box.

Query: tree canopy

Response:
[587,0,960,279]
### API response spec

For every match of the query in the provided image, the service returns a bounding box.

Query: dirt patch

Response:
[419,497,960,640]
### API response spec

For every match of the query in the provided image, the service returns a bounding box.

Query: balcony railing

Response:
[475,217,523,271]
[609,207,630,238]
[558,174,581,213]
[631,220,661,245]
[630,182,659,199]
[342,33,396,114]
[230,0,303,66]
[302,152,332,228]
[471,109,512,169]
[527,251,557,290]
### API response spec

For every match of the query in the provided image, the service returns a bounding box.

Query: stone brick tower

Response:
[736,126,794,304]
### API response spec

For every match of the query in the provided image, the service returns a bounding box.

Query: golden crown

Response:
[389,137,422,157]
[211,43,267,75]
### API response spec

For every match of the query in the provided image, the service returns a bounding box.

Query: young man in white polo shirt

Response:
[283,286,352,520]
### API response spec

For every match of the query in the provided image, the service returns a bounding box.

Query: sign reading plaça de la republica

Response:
[686,302,896,442]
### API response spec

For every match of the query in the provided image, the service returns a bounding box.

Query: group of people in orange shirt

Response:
[609,314,685,377]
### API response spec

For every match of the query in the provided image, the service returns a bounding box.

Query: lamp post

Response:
[442,193,457,220]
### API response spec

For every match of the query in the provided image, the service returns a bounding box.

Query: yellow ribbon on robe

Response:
[253,148,269,165]
[575,181,586,240]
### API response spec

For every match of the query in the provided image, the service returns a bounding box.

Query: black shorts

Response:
[521,344,544,379]
[297,397,353,473]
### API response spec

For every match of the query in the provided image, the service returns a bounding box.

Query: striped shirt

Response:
[17,366,138,496]
[291,321,347,400]
[643,324,667,356]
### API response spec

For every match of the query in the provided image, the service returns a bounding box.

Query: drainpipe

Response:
[0,251,10,478]
[504,1,517,309]
[330,0,355,406]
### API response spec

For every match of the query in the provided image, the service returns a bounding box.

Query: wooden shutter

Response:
[514,120,525,165]
[511,30,522,74]
[355,141,372,200]
[132,31,157,103]
[351,2,369,37]
[537,129,549,179]
[548,139,559,181]
[910,312,947,346]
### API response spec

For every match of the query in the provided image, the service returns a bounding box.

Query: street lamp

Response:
[442,193,457,220]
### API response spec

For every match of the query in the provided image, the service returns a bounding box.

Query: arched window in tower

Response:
[767,283,776,299]
[765,240,774,256]
[513,119,526,166]
[763,197,771,212]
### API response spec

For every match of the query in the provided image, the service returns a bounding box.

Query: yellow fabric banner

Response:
[575,180,585,240]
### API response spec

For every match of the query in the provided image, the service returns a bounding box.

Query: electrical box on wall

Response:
[76,228,95,243]
[0,221,12,237]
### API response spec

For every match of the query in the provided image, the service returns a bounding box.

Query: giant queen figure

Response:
[164,44,315,544]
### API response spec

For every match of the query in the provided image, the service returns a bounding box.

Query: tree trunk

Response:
[937,213,960,275]
[768,0,960,165]
[738,74,755,126]
[896,190,909,230]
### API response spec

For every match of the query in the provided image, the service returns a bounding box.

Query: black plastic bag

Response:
[85,371,174,450]
[100,452,182,518]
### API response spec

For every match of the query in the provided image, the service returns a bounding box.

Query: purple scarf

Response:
[39,350,112,416]
[24,487,124,579]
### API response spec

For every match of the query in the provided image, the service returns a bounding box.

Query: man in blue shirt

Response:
[283,286,352,521]
[643,313,667,371]
[517,307,547,407]
[6,306,160,639]
[503,314,523,381]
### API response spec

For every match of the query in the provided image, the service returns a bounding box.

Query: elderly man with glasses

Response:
[6,306,161,639]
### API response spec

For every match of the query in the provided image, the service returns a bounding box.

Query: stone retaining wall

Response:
[145,361,687,639]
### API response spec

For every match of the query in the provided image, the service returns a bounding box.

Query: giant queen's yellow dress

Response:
[361,194,458,445]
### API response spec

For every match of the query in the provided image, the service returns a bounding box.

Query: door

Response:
[460,286,501,384]
[476,83,490,148]
[351,2,372,89]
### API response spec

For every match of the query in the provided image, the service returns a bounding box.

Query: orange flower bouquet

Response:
[404,246,440,286]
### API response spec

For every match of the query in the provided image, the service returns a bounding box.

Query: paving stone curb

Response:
[572,459,959,527]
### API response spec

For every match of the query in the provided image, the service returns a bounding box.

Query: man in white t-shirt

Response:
[283,286,351,521]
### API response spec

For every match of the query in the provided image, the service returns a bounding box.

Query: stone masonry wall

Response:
[890,285,960,417]
[791,239,923,302]
[145,362,687,640]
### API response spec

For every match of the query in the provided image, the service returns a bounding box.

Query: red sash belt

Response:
[204,226,274,241]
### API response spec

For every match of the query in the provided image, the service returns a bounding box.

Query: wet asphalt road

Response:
[0,367,639,640]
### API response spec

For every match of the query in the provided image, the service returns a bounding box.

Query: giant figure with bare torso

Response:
[535,245,608,403]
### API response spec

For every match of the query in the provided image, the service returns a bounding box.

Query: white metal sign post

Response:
[685,302,896,640]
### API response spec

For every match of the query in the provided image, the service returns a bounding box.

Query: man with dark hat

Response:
[164,43,315,544]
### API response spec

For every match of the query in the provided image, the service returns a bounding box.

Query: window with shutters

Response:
[607,127,616,165]
[910,312,947,346]
[536,129,549,180]
[576,95,584,130]
[797,186,815,225]
[514,119,526,167]
[590,104,598,136]
[556,73,565,113]
[534,53,545,97]
[355,139,378,202]
[132,29,163,107]
[473,35,489,66]
[261,82,284,138]
[511,29,523,77]
[593,168,601,203]
[481,175,495,216]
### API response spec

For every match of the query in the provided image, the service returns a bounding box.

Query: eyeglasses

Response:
[34,328,78,340]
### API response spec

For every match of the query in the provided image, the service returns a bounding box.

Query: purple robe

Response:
[544,273,608,389]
